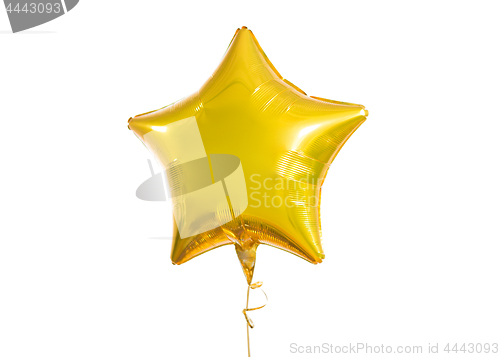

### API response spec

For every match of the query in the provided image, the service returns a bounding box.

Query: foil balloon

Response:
[128,26,368,286]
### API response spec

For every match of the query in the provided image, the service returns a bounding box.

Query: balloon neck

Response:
[235,240,258,285]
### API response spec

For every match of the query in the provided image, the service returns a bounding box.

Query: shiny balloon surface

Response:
[129,27,368,284]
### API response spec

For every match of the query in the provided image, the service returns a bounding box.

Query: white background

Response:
[1,1,499,356]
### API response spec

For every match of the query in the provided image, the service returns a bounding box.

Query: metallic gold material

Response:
[128,26,368,285]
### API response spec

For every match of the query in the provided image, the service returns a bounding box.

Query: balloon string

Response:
[242,281,268,357]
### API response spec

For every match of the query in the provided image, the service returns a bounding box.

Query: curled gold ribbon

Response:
[242,281,268,356]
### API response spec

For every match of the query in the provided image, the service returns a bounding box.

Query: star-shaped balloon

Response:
[128,27,368,285]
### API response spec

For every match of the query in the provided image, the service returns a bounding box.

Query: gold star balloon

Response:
[128,26,368,285]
